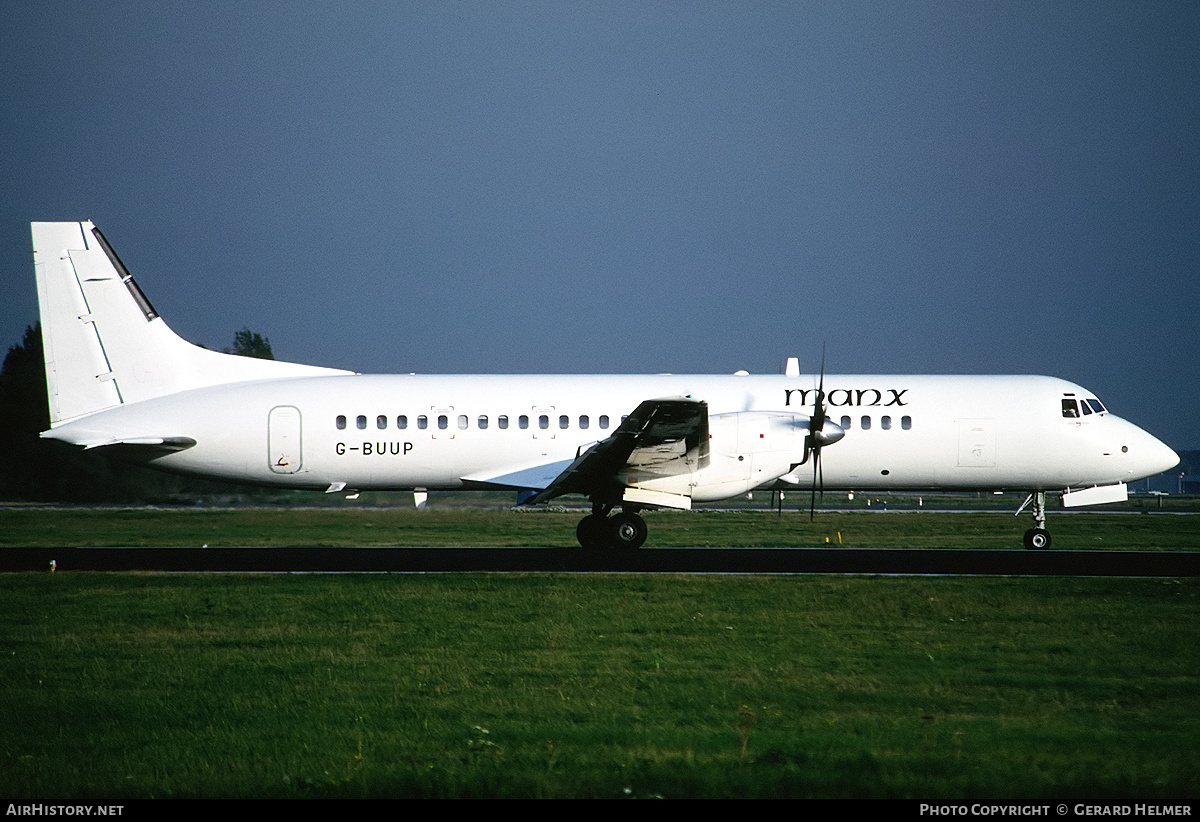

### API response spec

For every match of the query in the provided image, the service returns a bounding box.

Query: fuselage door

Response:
[957,418,996,468]
[269,405,302,474]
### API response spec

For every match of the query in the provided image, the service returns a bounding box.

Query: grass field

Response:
[1,506,1197,799]
[1,504,1199,550]
[1,572,1197,799]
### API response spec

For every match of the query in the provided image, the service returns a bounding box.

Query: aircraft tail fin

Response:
[32,221,351,427]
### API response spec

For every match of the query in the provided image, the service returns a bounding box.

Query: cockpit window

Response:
[1086,399,1106,414]
[1061,399,1079,418]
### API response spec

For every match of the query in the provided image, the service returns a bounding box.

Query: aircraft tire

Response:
[576,514,609,549]
[609,511,648,550]
[1023,528,1052,550]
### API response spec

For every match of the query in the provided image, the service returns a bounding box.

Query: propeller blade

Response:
[810,449,819,520]
[810,344,827,521]
[810,344,827,433]
[819,447,825,507]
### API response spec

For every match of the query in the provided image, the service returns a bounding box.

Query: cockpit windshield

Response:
[1062,397,1107,418]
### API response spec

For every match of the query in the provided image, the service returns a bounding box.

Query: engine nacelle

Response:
[621,411,812,503]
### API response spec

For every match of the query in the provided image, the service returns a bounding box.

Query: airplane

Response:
[30,221,1180,550]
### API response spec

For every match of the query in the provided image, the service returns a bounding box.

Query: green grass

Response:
[1,572,1197,799]
[1,505,1198,550]
[1,506,1196,797]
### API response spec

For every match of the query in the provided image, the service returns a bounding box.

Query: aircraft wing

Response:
[523,397,709,505]
[461,457,578,491]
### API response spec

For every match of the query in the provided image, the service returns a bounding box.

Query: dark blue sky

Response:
[2,2,1197,449]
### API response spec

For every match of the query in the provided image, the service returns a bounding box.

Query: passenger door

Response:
[268,405,302,474]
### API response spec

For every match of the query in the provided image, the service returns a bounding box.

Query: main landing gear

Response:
[1017,491,1052,550]
[576,504,648,549]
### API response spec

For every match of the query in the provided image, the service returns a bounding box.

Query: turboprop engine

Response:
[617,411,845,504]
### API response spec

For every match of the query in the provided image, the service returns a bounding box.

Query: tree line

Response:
[0,325,278,502]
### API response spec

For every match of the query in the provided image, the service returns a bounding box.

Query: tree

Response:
[0,324,120,500]
[226,327,274,360]
[0,324,282,501]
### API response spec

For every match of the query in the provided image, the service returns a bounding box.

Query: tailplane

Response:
[32,221,351,426]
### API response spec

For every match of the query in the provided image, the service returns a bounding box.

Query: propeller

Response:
[805,345,845,520]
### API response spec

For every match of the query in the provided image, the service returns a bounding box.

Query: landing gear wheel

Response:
[609,511,648,550]
[1023,528,1051,551]
[576,514,609,549]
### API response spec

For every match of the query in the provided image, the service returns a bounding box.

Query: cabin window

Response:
[881,416,892,430]
[356,415,367,430]
[1062,399,1080,418]
[599,415,610,429]
[438,415,448,430]
[519,415,529,429]
[397,415,408,430]
[498,415,509,430]
[539,415,549,429]
[579,415,590,429]
[377,415,388,430]
[901,416,912,430]
[860,415,871,430]
[417,415,428,430]
[478,415,488,429]
[336,415,347,430]
[840,415,851,429]
[458,415,468,430]
[559,415,569,429]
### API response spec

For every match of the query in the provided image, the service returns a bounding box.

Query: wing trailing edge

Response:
[524,398,708,506]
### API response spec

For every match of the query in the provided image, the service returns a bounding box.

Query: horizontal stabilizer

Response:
[40,430,198,461]
[82,436,197,452]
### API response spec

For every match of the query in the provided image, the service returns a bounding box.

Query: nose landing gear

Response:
[1023,526,1051,550]
[1018,491,1052,550]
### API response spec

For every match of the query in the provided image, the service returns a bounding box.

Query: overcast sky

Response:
[2,2,1197,449]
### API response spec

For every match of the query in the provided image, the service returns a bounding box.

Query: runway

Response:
[2,547,1198,575]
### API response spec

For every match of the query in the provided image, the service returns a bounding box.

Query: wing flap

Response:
[525,397,708,505]
[461,458,577,491]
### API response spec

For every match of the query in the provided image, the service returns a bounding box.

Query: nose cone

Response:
[1126,425,1179,480]
[1143,435,1180,477]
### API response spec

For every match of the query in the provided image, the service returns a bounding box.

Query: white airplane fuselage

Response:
[31,220,1180,549]
[46,371,1175,498]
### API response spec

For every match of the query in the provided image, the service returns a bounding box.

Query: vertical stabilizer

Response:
[32,221,351,427]
[33,222,124,424]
